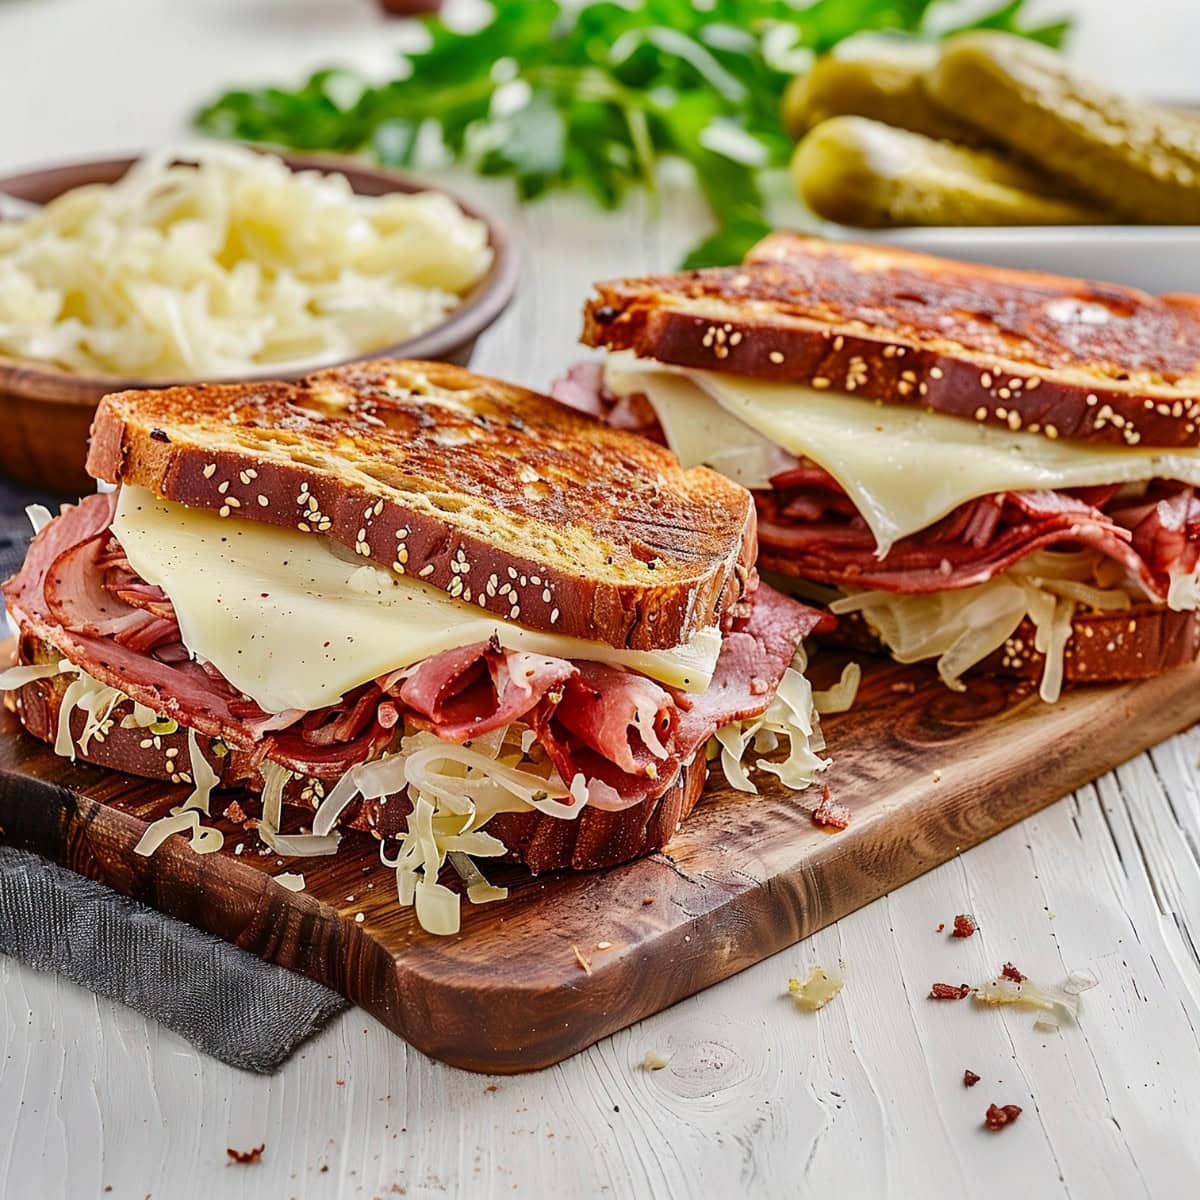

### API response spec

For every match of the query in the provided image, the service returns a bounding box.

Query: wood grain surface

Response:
[3,650,1199,1074]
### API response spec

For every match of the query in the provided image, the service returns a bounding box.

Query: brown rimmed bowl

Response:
[0,152,520,495]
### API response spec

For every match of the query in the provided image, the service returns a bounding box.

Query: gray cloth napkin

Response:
[0,475,45,582]
[0,847,348,1072]
[0,478,350,1071]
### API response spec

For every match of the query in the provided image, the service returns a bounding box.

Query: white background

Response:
[2,2,1200,1197]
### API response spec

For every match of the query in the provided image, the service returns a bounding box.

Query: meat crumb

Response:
[936,923,946,933]
[226,1144,265,1165]
[951,913,977,939]
[929,982,971,1000]
[484,1084,498,1093]
[812,786,850,831]
[984,1103,1022,1130]
[963,1069,981,1088]
[1001,962,1026,982]
[223,800,247,824]
[642,895,656,906]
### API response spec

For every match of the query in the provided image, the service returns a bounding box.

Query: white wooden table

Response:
[3,3,1199,1196]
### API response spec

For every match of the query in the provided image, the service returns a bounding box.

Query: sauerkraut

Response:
[712,650,832,793]
[0,651,827,935]
[831,549,1134,703]
[787,966,844,1011]
[0,144,492,378]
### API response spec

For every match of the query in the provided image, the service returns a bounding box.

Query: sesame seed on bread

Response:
[828,603,1200,685]
[581,233,1200,449]
[86,359,757,652]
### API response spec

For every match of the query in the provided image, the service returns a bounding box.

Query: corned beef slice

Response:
[5,495,827,816]
[552,369,1200,599]
[760,468,1200,599]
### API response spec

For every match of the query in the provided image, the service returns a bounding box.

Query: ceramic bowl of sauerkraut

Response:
[0,145,518,492]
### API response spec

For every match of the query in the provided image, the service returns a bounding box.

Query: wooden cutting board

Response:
[2,652,1199,1074]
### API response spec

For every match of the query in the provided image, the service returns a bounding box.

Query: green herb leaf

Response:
[681,218,775,269]
[194,0,1073,268]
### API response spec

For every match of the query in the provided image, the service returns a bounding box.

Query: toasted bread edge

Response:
[88,379,757,652]
[582,278,1200,451]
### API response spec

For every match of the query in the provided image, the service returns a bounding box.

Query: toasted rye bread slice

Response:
[826,603,1200,685]
[8,635,705,874]
[87,359,756,651]
[582,233,1200,449]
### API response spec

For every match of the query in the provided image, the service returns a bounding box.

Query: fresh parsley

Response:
[195,0,1071,268]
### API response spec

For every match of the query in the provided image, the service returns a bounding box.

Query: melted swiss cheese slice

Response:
[606,352,1200,556]
[112,487,721,713]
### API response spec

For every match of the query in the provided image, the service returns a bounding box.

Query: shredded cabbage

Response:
[0,660,69,690]
[0,143,492,378]
[314,726,575,837]
[52,667,112,758]
[75,684,127,754]
[973,975,1079,1024]
[831,549,1141,704]
[24,504,53,534]
[447,851,508,906]
[813,661,861,715]
[6,657,229,855]
[134,809,223,857]
[256,761,342,857]
[258,760,290,833]
[367,728,548,934]
[787,966,844,1011]
[378,791,509,937]
[9,645,834,935]
[404,738,577,818]
[179,729,219,814]
[120,700,162,730]
[1168,561,1200,611]
[414,879,463,937]
[136,730,228,856]
[711,649,831,795]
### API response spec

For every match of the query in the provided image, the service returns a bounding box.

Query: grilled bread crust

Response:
[87,359,756,652]
[8,634,705,875]
[582,233,1200,450]
[829,603,1200,685]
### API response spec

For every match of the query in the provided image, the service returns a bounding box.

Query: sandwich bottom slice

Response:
[2,489,839,936]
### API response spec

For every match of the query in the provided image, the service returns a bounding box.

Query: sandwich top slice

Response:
[2,360,836,934]
[579,234,1200,702]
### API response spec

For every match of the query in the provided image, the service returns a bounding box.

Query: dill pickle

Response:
[781,37,985,146]
[792,116,1109,228]
[928,32,1200,224]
